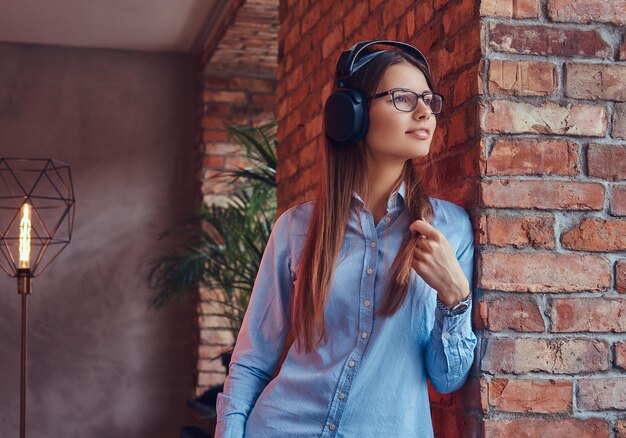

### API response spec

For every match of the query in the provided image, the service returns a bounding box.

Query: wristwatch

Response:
[436,293,471,317]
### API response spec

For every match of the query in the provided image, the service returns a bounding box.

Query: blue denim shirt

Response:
[215,183,477,437]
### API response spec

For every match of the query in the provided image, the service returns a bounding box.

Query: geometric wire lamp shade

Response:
[0,158,75,277]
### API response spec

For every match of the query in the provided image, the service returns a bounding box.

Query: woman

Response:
[216,40,477,437]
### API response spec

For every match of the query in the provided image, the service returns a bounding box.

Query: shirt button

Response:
[370,241,377,248]
[361,332,368,339]
[329,423,336,431]
[366,268,373,275]
[442,332,450,340]
[363,299,370,307]
[385,217,391,224]
[348,360,356,368]
[339,392,346,400]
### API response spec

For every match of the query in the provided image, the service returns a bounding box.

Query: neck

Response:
[363,156,405,220]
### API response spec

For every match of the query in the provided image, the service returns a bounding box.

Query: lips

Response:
[406,127,431,139]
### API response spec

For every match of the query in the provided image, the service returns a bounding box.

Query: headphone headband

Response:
[335,40,430,87]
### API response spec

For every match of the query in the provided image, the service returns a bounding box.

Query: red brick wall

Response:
[277,0,482,435]
[277,0,626,436]
[478,0,626,436]
[196,0,278,394]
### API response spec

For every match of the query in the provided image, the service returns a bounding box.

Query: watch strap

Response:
[436,293,471,317]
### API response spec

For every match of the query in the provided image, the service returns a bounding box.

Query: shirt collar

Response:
[352,180,406,210]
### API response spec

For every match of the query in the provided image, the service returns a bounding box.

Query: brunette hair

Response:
[285,49,436,358]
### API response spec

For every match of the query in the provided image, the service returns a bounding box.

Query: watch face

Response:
[451,302,470,315]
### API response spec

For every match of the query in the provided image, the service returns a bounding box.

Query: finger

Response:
[409,219,440,240]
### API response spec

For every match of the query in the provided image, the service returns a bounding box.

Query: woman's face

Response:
[365,62,437,163]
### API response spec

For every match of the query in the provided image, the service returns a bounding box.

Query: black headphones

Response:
[324,40,430,148]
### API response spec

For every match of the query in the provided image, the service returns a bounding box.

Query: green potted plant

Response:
[147,121,277,357]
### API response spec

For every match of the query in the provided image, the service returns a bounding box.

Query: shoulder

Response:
[272,201,315,237]
[428,197,473,251]
[428,196,470,224]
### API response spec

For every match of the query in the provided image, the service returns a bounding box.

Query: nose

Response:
[413,98,432,120]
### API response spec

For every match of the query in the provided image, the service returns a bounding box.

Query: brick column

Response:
[195,0,278,395]
[277,0,626,436]
[478,0,626,436]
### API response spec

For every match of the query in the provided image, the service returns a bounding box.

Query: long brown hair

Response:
[288,49,435,356]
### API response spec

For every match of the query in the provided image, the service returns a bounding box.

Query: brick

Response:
[321,22,344,59]
[382,0,411,27]
[203,130,230,142]
[482,100,607,136]
[432,25,481,77]
[230,77,276,93]
[474,0,532,18]
[201,116,226,130]
[453,63,480,107]
[566,64,626,101]
[482,338,610,374]
[549,298,626,332]
[484,139,578,176]
[204,142,240,155]
[562,218,626,252]
[203,90,248,104]
[442,0,475,35]
[481,180,605,211]
[434,0,452,10]
[488,23,612,58]
[488,378,572,413]
[197,371,226,387]
[482,297,546,332]
[488,60,557,96]
[447,105,478,149]
[480,0,513,17]
[612,186,626,216]
[588,144,626,180]
[618,419,626,438]
[547,0,626,25]
[479,252,611,292]
[198,329,234,347]
[405,9,416,37]
[203,155,225,168]
[513,0,540,18]
[251,93,276,106]
[617,260,626,293]
[300,1,320,34]
[483,214,555,248]
[616,341,626,369]
[614,103,626,139]
[344,1,368,37]
[578,378,626,410]
[484,418,609,438]
[621,38,626,61]
[413,1,434,29]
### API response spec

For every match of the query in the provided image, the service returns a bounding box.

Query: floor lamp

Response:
[0,158,75,438]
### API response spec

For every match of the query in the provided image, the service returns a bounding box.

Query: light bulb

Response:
[19,203,31,270]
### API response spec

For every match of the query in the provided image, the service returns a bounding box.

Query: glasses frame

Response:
[372,88,444,114]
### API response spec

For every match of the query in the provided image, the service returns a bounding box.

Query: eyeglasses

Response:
[372,88,444,114]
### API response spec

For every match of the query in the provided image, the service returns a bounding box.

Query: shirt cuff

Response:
[433,302,473,342]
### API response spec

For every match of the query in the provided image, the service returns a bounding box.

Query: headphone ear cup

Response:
[324,88,369,147]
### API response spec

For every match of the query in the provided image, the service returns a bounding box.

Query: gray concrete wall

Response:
[0,43,198,437]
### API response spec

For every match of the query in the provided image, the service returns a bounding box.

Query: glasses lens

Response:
[392,91,416,112]
[428,94,443,114]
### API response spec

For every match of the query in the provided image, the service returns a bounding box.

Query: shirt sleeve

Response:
[215,209,294,438]
[425,207,477,394]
